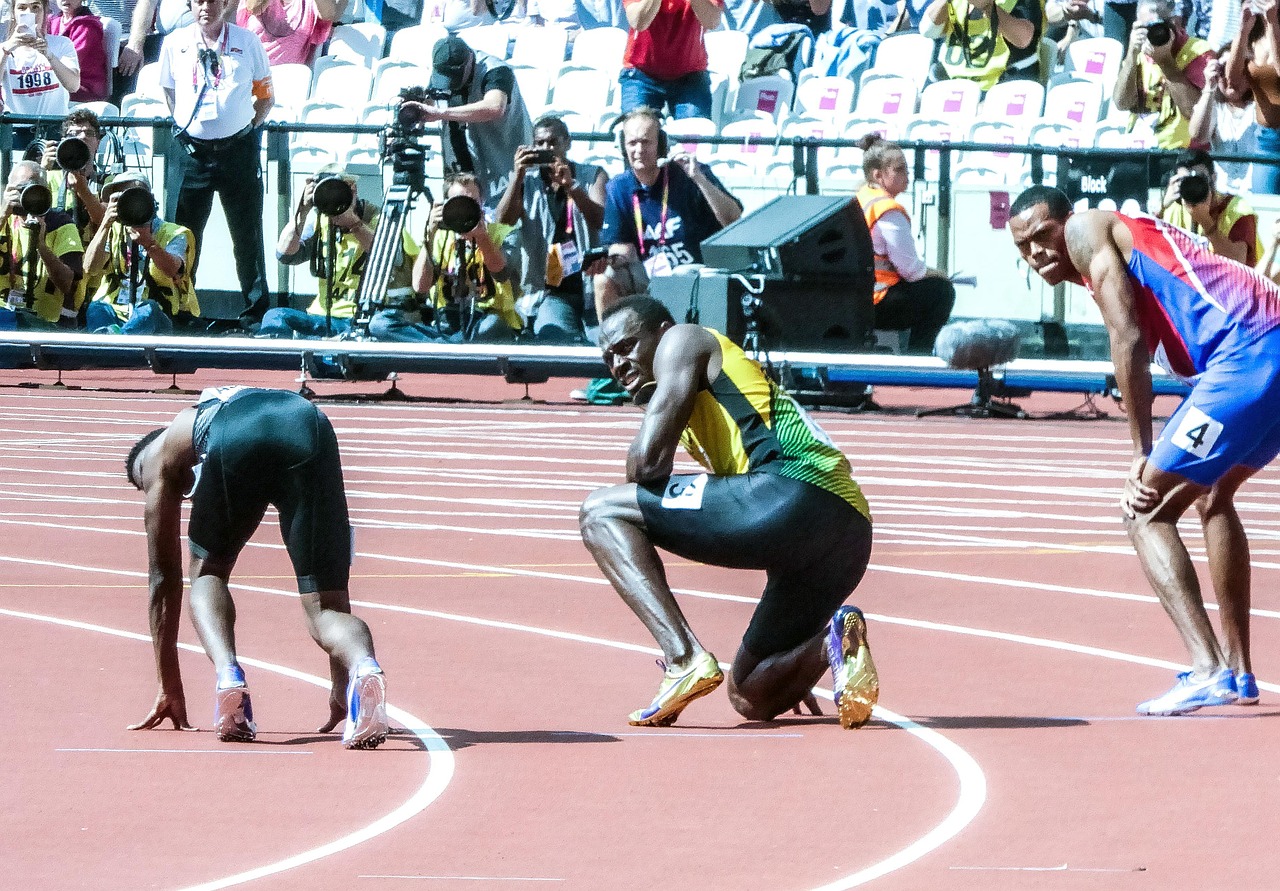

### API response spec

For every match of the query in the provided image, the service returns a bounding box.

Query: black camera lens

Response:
[1146,21,1172,47]
[313,175,354,216]
[1179,172,1211,204]
[440,195,482,233]
[55,136,91,171]
[21,139,46,164]
[19,181,51,217]
[116,186,155,228]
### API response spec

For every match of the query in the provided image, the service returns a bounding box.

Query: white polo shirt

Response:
[159,23,272,141]
[0,36,79,118]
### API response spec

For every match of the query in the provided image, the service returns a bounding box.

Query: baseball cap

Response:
[430,37,475,94]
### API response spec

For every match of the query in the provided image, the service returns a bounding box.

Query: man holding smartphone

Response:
[496,114,609,344]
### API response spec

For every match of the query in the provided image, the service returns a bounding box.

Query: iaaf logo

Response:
[642,214,682,242]
[1080,174,1108,194]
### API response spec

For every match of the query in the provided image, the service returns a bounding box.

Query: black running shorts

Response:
[637,470,873,658]
[187,390,352,594]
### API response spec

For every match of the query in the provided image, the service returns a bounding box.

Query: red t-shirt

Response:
[622,0,719,81]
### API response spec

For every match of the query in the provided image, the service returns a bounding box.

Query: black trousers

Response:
[874,276,957,355]
[166,127,269,310]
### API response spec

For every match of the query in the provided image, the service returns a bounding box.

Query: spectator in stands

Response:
[1226,0,1280,194]
[83,173,198,334]
[0,0,82,149]
[371,172,521,343]
[259,168,418,339]
[496,115,608,344]
[114,0,165,105]
[0,160,84,329]
[237,0,347,67]
[855,134,955,355]
[755,0,832,33]
[920,0,1037,90]
[1113,0,1213,149]
[1157,147,1263,265]
[1189,54,1257,188]
[41,107,108,243]
[619,0,720,119]
[48,0,109,101]
[594,106,741,318]
[1046,0,1103,61]
[160,0,274,324]
[400,36,532,212]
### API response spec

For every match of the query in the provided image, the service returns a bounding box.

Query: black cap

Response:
[431,37,475,94]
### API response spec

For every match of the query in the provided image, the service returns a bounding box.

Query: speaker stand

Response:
[916,368,1027,419]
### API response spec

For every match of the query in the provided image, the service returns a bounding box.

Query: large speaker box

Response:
[656,195,875,351]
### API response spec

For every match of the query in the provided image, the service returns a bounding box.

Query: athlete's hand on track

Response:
[792,692,823,716]
[317,689,347,733]
[1121,455,1160,518]
[128,688,197,731]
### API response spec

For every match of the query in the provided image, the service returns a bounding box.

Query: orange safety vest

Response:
[857,184,909,303]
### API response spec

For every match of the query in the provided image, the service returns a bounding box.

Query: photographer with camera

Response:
[369,172,520,344]
[1113,0,1214,149]
[82,173,197,335]
[920,0,1040,90]
[397,36,531,212]
[496,115,608,344]
[1157,148,1263,265]
[38,108,108,244]
[259,167,419,339]
[0,160,84,328]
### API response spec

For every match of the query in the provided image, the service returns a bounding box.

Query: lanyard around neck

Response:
[632,165,669,259]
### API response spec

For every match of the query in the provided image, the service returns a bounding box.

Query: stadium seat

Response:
[388,24,448,62]
[511,65,551,118]
[843,115,897,141]
[731,75,794,122]
[73,100,120,119]
[705,29,749,85]
[853,73,917,121]
[326,22,387,67]
[99,15,121,98]
[903,118,965,181]
[569,26,628,72]
[551,67,613,119]
[1029,120,1092,150]
[293,102,357,168]
[964,120,1030,181]
[370,59,425,107]
[271,62,314,112]
[457,23,512,59]
[666,116,717,160]
[718,118,782,173]
[1095,127,1155,149]
[511,24,569,74]
[867,32,936,89]
[979,80,1044,123]
[918,79,981,121]
[1065,37,1124,88]
[1043,79,1104,127]
[311,57,374,111]
[134,62,164,101]
[793,75,856,122]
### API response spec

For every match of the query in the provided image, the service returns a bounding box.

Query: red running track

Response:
[2,369,1278,890]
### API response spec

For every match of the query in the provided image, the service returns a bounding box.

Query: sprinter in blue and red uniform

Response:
[1009,185,1280,715]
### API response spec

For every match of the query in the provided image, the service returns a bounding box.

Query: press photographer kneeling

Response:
[260,167,418,339]
[0,160,83,329]
[370,172,520,344]
[1158,149,1262,266]
[37,109,108,242]
[83,175,198,335]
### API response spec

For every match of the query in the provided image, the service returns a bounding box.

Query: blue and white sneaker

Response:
[214,663,256,742]
[1237,672,1260,705]
[343,658,388,750]
[1137,668,1237,716]
[825,605,879,729]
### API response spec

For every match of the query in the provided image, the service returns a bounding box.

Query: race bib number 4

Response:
[1171,406,1223,459]
[661,473,708,510]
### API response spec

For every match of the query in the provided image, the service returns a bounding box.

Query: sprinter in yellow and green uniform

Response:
[580,294,879,732]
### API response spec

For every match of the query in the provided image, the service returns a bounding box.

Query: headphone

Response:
[613,107,668,160]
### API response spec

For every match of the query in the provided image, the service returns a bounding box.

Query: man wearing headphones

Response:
[593,107,742,318]
[83,173,199,335]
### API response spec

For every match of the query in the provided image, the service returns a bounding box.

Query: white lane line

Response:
[950,864,1143,873]
[358,877,562,883]
[0,606,456,891]
[547,731,805,739]
[57,748,314,755]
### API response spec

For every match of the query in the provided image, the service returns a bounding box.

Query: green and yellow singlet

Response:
[680,329,871,521]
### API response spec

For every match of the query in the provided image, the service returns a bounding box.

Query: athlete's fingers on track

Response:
[792,692,822,716]
[317,700,346,733]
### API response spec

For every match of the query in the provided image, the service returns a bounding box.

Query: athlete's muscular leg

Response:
[580,483,707,669]
[726,635,828,722]
[1194,464,1259,677]
[188,554,240,672]
[1126,464,1225,678]
[300,588,378,731]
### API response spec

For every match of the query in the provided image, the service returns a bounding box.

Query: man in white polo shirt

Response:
[159,0,273,324]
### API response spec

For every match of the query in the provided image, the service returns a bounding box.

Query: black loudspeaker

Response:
[689,195,875,351]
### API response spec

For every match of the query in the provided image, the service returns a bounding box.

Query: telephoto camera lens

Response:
[55,136,91,171]
[1146,21,1172,47]
[312,175,355,216]
[18,181,52,217]
[21,139,46,163]
[440,195,482,233]
[116,186,155,228]
[1179,172,1211,204]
